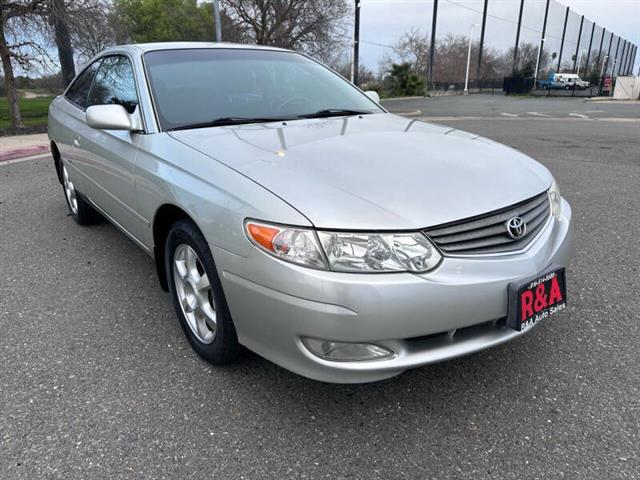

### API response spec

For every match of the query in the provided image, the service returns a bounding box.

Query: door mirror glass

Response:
[364,90,380,103]
[86,104,134,130]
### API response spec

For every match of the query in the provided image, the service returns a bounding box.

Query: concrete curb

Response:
[0,145,49,162]
[585,97,640,104]
[390,110,423,117]
[381,96,427,102]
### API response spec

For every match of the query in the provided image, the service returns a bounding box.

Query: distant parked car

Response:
[537,73,590,90]
[557,74,590,90]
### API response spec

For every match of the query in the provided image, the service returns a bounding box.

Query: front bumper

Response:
[214,199,573,383]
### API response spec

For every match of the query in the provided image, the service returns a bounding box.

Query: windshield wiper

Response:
[167,116,288,131]
[297,109,372,119]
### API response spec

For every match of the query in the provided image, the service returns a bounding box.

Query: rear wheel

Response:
[61,163,103,225]
[165,219,240,364]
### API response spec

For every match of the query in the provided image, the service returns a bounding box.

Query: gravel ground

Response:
[1,97,639,479]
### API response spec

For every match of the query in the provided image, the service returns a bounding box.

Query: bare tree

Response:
[508,42,549,77]
[331,54,375,84]
[223,0,350,59]
[0,0,49,129]
[381,31,508,86]
[381,28,429,78]
[67,0,115,63]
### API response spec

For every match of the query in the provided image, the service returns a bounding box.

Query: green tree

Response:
[114,0,244,43]
[385,63,424,97]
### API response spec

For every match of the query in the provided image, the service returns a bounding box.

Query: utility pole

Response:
[613,36,621,77]
[572,15,584,72]
[534,38,545,87]
[534,0,550,85]
[623,43,631,74]
[512,0,525,75]
[428,0,438,92]
[476,0,488,90]
[353,0,361,85]
[213,0,222,42]
[594,28,605,80]
[623,41,632,75]
[557,6,569,72]
[583,22,595,79]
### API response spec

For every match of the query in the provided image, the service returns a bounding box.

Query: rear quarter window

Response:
[65,60,102,109]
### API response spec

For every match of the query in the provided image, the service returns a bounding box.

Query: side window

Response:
[87,56,139,114]
[65,60,101,109]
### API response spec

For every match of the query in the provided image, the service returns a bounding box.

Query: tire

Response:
[60,161,103,225]
[165,219,240,364]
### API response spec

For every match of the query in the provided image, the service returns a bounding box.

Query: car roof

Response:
[102,41,291,55]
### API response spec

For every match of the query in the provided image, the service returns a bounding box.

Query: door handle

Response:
[73,138,80,148]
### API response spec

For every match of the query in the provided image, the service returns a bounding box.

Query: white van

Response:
[554,73,590,90]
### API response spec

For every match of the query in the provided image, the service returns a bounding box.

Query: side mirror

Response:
[86,104,135,131]
[364,90,380,103]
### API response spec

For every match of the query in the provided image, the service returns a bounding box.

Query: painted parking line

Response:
[569,113,589,119]
[0,152,50,166]
[501,113,518,117]
[527,112,551,117]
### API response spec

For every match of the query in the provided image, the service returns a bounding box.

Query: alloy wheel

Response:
[62,164,78,215]
[172,243,217,344]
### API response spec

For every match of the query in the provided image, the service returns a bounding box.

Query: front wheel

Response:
[165,219,240,364]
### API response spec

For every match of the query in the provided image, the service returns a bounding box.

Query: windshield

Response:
[144,48,382,131]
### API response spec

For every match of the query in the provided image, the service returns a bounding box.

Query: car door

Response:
[79,55,147,242]
[56,59,103,194]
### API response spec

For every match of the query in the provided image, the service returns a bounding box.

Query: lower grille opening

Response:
[405,317,508,351]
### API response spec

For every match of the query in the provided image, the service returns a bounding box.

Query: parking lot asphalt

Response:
[1,96,639,479]
[383,93,640,120]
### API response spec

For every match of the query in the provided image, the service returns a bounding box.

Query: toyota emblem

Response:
[506,216,527,239]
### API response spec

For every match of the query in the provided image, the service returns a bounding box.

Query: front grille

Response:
[424,191,551,255]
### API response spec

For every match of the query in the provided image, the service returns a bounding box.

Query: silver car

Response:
[48,42,573,383]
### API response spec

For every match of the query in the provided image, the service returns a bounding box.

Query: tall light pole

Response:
[213,0,222,42]
[599,55,608,95]
[464,24,479,95]
[576,49,586,77]
[600,55,609,78]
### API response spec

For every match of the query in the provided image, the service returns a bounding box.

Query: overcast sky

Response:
[356,0,640,74]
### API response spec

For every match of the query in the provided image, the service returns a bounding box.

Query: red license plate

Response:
[507,267,567,331]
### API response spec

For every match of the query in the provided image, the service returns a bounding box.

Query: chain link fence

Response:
[352,0,637,96]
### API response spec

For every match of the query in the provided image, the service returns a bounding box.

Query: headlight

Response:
[317,231,441,273]
[245,221,327,269]
[246,221,442,273]
[548,179,562,217]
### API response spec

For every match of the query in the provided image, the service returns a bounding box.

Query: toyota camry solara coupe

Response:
[48,42,573,383]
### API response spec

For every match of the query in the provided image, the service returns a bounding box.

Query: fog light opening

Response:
[302,337,394,362]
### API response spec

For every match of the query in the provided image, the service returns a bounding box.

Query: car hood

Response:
[169,113,552,230]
